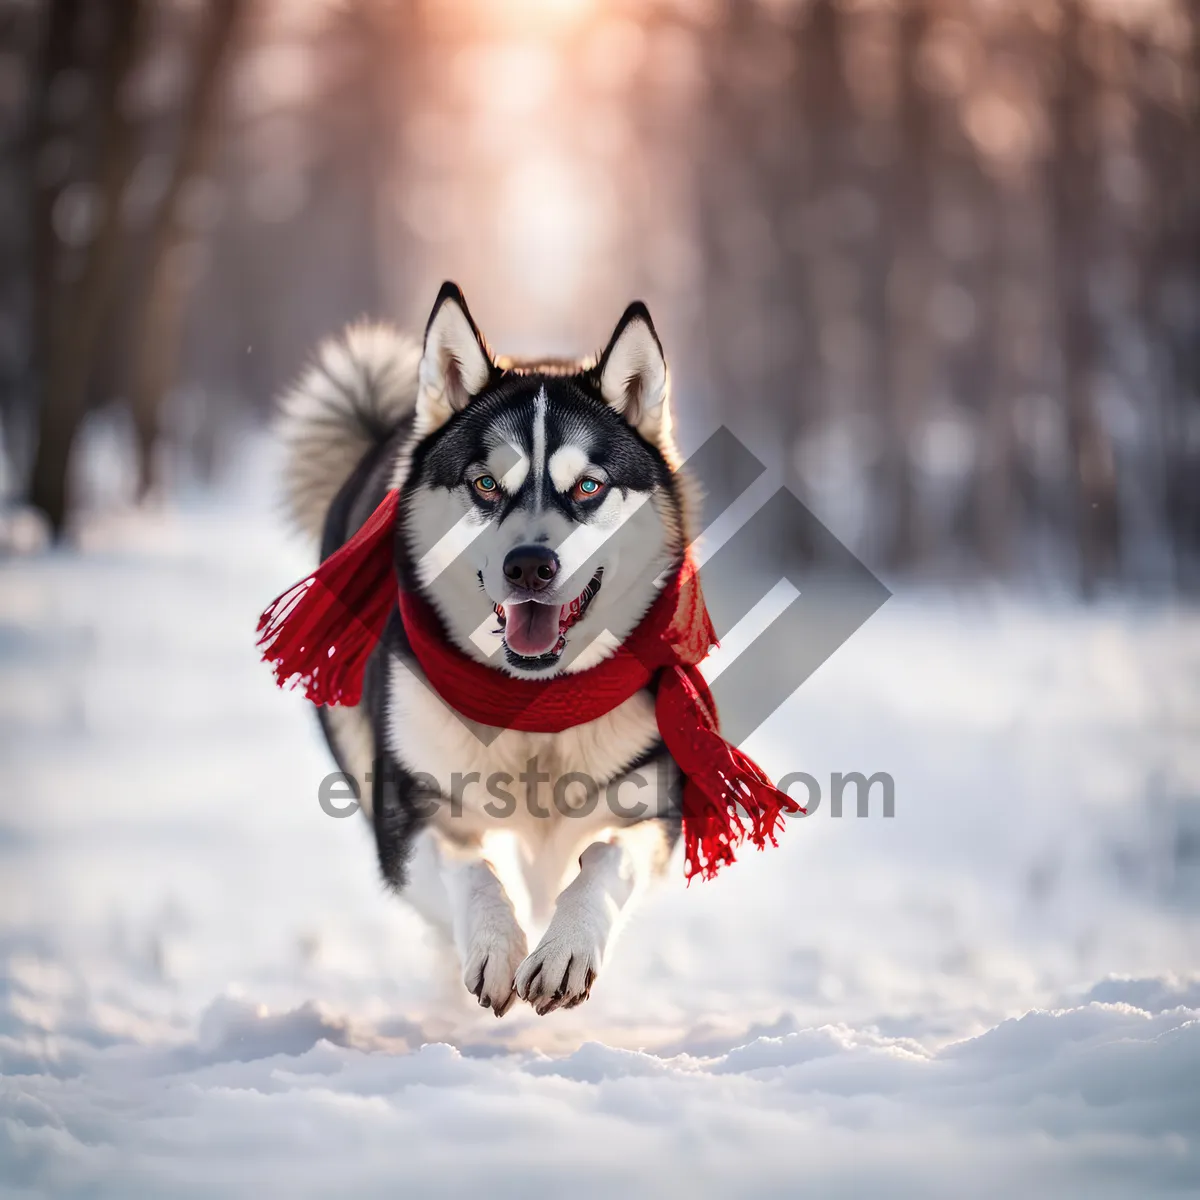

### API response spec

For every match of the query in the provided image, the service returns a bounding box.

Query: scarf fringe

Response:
[679,752,801,882]
[658,665,804,882]
[256,489,400,706]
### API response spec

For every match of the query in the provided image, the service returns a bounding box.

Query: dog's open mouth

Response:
[494,569,603,661]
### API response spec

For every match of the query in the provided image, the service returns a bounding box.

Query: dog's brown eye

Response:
[572,478,605,502]
[474,475,498,497]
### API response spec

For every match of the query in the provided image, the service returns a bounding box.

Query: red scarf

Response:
[257,489,801,880]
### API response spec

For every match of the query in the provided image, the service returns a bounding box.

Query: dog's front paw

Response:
[462,919,528,1017]
[514,923,601,1015]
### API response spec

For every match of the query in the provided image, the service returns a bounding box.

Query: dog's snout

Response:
[503,545,559,592]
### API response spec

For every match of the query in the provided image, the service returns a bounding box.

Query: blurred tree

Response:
[786,0,847,503]
[1135,8,1200,585]
[129,0,241,498]
[1181,2,1200,582]
[963,65,1020,574]
[0,3,47,483]
[1050,0,1120,592]
[881,0,934,571]
[28,0,146,536]
[689,0,833,527]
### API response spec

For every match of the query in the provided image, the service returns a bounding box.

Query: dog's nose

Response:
[503,545,559,592]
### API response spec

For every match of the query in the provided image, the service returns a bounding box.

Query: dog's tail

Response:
[277,323,422,542]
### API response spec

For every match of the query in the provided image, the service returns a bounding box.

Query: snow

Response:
[1,449,1198,1196]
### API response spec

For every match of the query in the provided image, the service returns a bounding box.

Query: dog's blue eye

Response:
[474,475,498,495]
[575,478,604,499]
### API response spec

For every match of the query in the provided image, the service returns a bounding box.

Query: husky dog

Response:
[278,283,694,1016]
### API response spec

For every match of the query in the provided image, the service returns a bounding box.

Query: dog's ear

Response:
[416,282,493,433]
[597,302,670,444]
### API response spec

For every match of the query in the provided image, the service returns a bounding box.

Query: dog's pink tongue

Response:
[504,601,561,657]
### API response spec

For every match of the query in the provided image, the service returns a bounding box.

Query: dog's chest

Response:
[385,660,663,843]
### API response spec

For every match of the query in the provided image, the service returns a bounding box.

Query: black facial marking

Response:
[406,371,672,517]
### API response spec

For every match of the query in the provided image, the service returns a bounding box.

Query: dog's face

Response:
[397,284,690,678]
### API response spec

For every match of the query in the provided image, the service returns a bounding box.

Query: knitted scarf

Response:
[257,489,801,880]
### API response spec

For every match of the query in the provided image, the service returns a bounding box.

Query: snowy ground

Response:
[1,451,1199,1197]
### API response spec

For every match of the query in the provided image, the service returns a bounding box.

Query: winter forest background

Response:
[0,0,1197,592]
[2,2,1200,1196]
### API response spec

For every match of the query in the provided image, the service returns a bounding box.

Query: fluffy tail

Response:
[277,323,422,541]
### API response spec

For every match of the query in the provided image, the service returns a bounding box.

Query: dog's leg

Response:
[441,842,528,1017]
[515,821,666,1015]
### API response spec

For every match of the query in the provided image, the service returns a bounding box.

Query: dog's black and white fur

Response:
[278,283,696,1016]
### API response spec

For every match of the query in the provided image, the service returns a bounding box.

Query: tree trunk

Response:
[881,0,934,571]
[131,0,240,498]
[1167,5,1200,581]
[28,0,146,537]
[783,0,844,505]
[1050,0,1120,594]
[28,0,80,417]
[974,175,1019,573]
[26,0,81,521]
